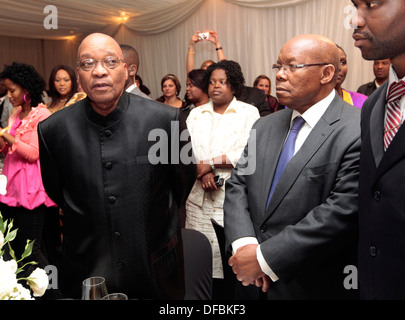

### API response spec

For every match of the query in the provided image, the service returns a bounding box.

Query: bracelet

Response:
[0,126,10,137]
[215,47,223,51]
[209,158,215,171]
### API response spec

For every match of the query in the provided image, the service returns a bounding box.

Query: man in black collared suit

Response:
[351,0,405,299]
[38,33,196,299]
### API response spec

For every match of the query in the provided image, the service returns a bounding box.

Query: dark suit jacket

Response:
[38,92,196,299]
[358,82,405,299]
[236,86,270,117]
[224,94,360,299]
[357,80,377,97]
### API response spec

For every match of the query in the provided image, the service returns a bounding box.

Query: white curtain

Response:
[0,0,373,99]
[224,0,313,8]
[114,0,373,98]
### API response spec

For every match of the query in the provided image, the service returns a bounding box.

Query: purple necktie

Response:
[266,116,306,210]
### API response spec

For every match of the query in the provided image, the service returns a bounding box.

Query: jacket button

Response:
[260,225,267,233]
[369,245,377,257]
[104,130,112,137]
[374,191,381,201]
[113,232,120,239]
[116,262,124,269]
[109,196,116,204]
[105,162,113,170]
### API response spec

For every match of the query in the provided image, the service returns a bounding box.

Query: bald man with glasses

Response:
[38,33,196,300]
[224,34,360,300]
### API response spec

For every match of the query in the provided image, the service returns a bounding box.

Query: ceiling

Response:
[0,0,205,40]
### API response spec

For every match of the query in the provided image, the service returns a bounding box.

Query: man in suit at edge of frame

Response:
[351,0,405,299]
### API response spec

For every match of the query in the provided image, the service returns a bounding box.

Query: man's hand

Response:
[254,275,271,292]
[228,244,269,290]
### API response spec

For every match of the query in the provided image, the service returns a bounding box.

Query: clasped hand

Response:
[197,163,217,192]
[228,244,271,292]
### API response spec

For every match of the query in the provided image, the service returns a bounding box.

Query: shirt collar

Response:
[125,83,137,93]
[291,89,336,129]
[201,96,239,114]
[388,65,405,84]
[85,91,128,127]
[386,65,405,98]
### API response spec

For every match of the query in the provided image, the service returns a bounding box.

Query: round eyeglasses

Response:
[77,57,122,71]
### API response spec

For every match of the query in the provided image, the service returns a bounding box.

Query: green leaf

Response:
[5,228,17,243]
[21,239,35,260]
[0,212,4,233]
[16,261,37,275]
[0,219,7,235]
[8,241,16,261]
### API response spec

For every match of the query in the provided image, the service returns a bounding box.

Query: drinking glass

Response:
[101,293,128,300]
[82,276,108,300]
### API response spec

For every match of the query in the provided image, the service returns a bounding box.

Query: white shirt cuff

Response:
[256,245,279,282]
[231,237,258,254]
[231,238,279,282]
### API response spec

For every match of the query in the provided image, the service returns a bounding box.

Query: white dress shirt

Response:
[231,89,336,282]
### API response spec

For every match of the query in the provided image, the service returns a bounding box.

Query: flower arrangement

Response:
[0,175,49,300]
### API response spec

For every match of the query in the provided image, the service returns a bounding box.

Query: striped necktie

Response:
[384,80,405,151]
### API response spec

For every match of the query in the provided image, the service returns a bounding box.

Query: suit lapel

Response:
[260,109,292,213]
[264,96,341,220]
[367,82,405,183]
[369,82,387,167]
[375,115,405,183]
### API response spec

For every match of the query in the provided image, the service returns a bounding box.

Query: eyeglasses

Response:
[272,63,329,74]
[77,57,122,71]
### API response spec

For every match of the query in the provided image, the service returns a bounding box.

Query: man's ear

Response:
[128,64,137,77]
[320,64,336,85]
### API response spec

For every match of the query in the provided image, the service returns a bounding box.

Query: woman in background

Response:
[182,69,209,119]
[253,74,283,113]
[335,45,367,108]
[47,65,78,113]
[185,60,259,299]
[156,74,186,108]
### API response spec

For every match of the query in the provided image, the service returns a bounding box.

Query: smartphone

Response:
[198,32,210,40]
[214,175,224,188]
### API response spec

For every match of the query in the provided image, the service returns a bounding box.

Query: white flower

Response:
[0,175,7,195]
[8,284,34,300]
[27,267,48,297]
[0,257,19,299]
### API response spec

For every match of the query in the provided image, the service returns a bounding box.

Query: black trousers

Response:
[0,203,59,270]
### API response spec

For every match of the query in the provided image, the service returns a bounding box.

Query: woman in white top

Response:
[186,60,260,299]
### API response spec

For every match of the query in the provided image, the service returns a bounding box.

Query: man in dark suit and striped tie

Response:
[351,0,405,299]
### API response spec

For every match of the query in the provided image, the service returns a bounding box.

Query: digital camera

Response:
[198,32,210,40]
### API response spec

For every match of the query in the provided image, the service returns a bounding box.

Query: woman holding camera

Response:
[185,60,259,299]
